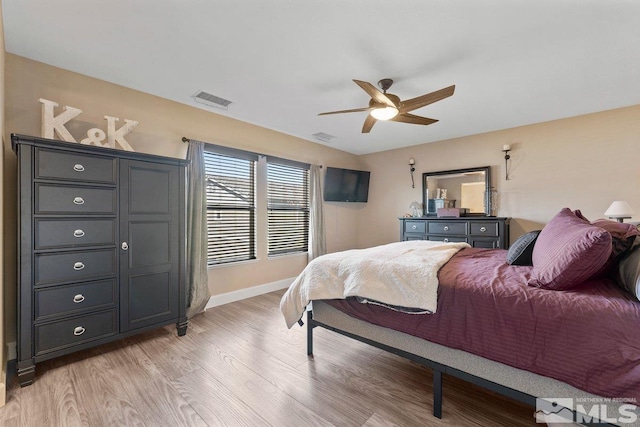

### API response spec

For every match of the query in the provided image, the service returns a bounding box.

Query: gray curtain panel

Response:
[309,164,326,261]
[186,140,211,318]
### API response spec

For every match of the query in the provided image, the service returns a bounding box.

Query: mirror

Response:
[422,166,492,216]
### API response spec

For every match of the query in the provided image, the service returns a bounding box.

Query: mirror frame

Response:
[422,166,492,217]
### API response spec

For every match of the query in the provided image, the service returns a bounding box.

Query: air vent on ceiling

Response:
[312,132,336,143]
[192,90,232,110]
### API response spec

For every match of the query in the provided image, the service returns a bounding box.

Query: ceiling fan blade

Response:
[391,113,439,126]
[362,114,377,133]
[318,107,372,116]
[353,80,396,107]
[400,85,455,113]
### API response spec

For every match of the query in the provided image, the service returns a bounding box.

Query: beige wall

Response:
[4,51,640,359]
[358,104,640,248]
[3,54,363,343]
[0,1,6,406]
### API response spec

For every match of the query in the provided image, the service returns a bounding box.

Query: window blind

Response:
[204,151,256,265]
[267,162,310,256]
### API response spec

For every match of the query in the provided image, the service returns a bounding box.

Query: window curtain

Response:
[186,140,211,318]
[308,165,326,261]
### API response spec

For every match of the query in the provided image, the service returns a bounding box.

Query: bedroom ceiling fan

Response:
[319,79,455,133]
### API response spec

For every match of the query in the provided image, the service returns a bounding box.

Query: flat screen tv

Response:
[323,167,370,202]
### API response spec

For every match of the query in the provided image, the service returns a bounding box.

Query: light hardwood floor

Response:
[0,290,536,426]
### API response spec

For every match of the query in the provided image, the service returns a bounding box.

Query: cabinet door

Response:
[119,160,181,331]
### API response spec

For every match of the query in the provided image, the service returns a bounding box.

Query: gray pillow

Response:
[506,230,541,266]
[618,241,640,300]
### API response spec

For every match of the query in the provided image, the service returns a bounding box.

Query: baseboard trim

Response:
[204,277,294,310]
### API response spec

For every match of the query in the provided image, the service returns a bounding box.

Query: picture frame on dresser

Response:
[12,134,189,387]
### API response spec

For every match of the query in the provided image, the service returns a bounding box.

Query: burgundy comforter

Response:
[327,248,640,401]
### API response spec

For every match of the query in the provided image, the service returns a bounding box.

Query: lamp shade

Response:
[370,106,398,120]
[604,201,635,222]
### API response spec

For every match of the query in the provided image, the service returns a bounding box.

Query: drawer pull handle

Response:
[73,326,85,336]
[121,242,129,251]
[443,226,450,231]
[412,225,417,230]
[480,226,487,232]
[73,229,85,238]
[73,164,85,172]
[73,262,85,271]
[73,197,85,205]
[73,294,85,303]
[443,238,450,243]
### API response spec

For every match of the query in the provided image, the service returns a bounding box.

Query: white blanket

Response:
[280,240,470,328]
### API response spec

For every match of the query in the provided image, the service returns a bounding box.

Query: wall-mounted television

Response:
[323,167,370,202]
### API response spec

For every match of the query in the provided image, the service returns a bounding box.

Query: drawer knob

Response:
[412,225,417,230]
[73,262,85,271]
[480,226,487,232]
[73,294,85,304]
[73,326,85,336]
[443,226,450,231]
[73,229,85,238]
[73,164,85,172]
[121,242,129,251]
[443,238,450,243]
[73,197,85,205]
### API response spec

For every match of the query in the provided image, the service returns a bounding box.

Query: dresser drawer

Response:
[35,310,117,355]
[35,279,116,320]
[35,219,116,249]
[470,222,499,237]
[428,236,468,243]
[35,148,116,184]
[35,184,116,214]
[428,222,468,235]
[34,249,116,285]
[404,220,426,234]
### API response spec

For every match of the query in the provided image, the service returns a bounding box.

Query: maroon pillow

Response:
[591,219,640,259]
[528,208,612,290]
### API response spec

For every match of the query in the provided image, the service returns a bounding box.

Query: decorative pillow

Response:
[591,219,640,276]
[506,230,541,266]
[528,208,612,290]
[591,219,640,258]
[618,244,640,300]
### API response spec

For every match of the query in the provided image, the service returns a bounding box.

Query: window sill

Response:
[267,251,308,261]
[207,258,260,270]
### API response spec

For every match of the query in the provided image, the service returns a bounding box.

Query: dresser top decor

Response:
[39,98,138,151]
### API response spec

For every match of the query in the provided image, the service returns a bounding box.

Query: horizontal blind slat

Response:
[204,151,256,265]
[267,161,310,256]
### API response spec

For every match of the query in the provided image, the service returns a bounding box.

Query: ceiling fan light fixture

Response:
[370,106,398,121]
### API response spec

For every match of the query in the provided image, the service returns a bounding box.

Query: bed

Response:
[281,208,640,426]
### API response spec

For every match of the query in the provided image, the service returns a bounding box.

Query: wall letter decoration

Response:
[39,98,138,151]
[105,116,138,151]
[39,98,82,142]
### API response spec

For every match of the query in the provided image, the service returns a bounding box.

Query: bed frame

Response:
[307,301,633,427]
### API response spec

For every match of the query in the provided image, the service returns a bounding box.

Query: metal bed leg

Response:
[307,309,314,356]
[433,369,443,418]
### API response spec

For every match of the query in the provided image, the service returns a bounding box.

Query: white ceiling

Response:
[3,1,640,155]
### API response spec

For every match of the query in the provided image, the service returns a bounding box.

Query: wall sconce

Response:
[409,158,416,188]
[502,144,511,180]
[604,201,635,222]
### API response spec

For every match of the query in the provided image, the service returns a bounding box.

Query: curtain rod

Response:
[182,136,322,168]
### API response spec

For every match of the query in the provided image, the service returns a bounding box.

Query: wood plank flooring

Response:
[0,290,536,426]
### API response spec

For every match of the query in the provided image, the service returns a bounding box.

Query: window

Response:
[204,150,256,265]
[267,161,310,256]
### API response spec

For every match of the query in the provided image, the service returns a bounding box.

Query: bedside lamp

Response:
[604,201,635,223]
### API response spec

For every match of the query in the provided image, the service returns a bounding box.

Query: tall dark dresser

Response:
[13,134,189,386]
